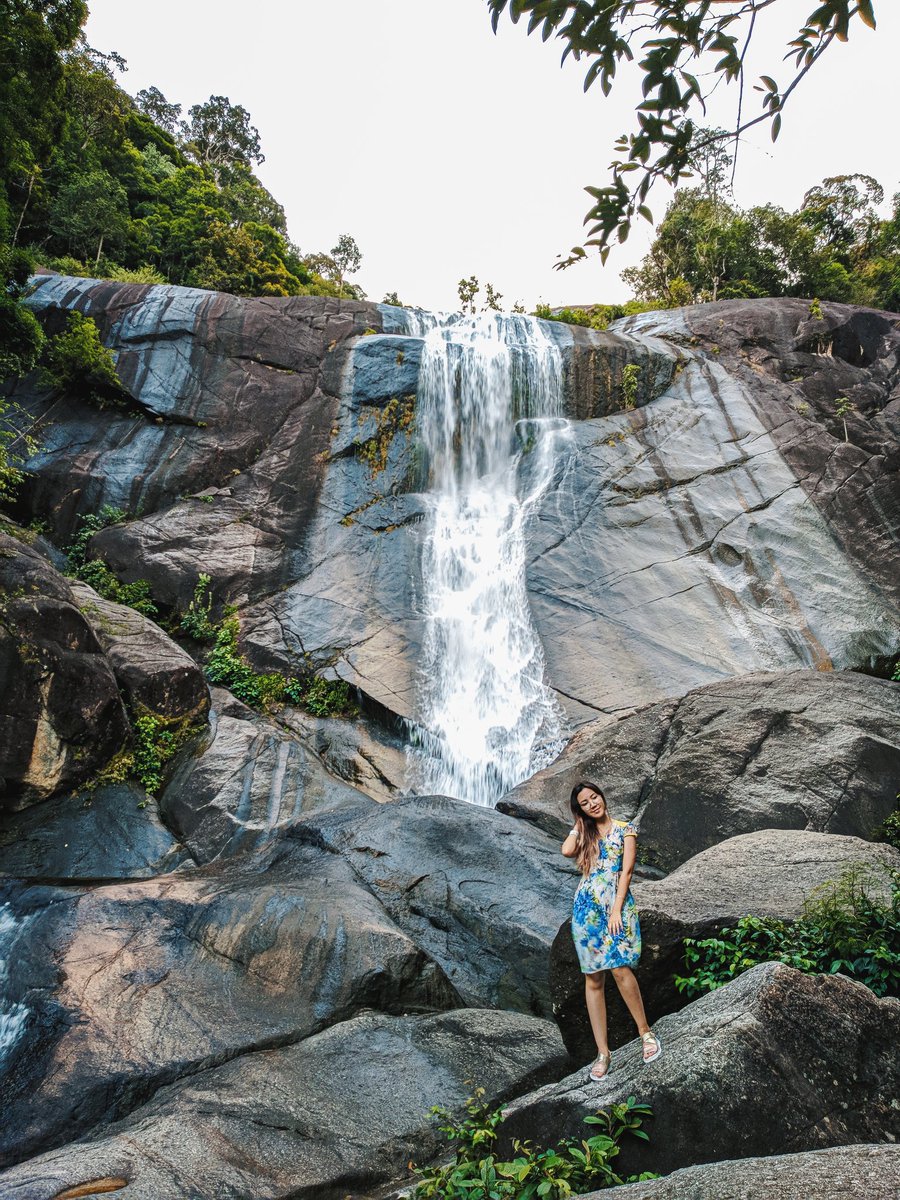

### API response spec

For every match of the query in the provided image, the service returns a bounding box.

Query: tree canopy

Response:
[489,0,879,266]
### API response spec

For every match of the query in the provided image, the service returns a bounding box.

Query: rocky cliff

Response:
[0,278,898,1198]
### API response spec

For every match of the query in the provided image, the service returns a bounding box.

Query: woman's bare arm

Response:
[609,833,637,933]
[561,828,578,858]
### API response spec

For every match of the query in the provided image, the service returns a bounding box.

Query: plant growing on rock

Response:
[834,396,855,442]
[621,363,641,411]
[66,506,157,617]
[41,310,129,409]
[412,1087,655,1198]
[89,709,202,798]
[179,572,217,640]
[676,866,900,999]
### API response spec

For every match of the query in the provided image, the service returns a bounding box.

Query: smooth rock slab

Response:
[159,688,371,863]
[0,841,457,1167]
[550,829,900,1060]
[69,581,209,722]
[500,963,900,1180]
[602,1143,900,1200]
[501,669,900,869]
[0,782,189,881]
[0,1009,569,1200]
[293,793,579,1017]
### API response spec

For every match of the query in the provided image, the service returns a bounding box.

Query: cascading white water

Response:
[0,903,28,1072]
[406,311,572,806]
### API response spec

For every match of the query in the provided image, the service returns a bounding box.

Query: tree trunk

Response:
[95,234,104,267]
[12,171,37,247]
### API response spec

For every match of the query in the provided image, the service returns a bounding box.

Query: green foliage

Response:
[106,263,166,284]
[66,505,156,616]
[873,808,900,852]
[533,300,665,331]
[675,866,900,1000]
[354,395,416,476]
[40,310,128,408]
[621,363,641,411]
[193,584,353,718]
[90,709,200,797]
[488,2,879,264]
[622,171,900,312]
[413,1088,655,1198]
[179,572,217,640]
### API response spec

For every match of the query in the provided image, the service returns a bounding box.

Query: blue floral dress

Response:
[572,819,641,973]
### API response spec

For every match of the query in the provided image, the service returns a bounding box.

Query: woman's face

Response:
[576,787,607,820]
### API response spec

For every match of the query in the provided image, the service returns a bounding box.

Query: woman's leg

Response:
[584,970,609,1054]
[609,966,651,1035]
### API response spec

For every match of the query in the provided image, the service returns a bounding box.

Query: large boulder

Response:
[0,781,189,881]
[0,532,129,808]
[500,670,900,869]
[159,688,372,863]
[0,840,457,1167]
[601,1144,900,1200]
[500,963,900,1180]
[549,830,900,1060]
[0,1008,569,1200]
[68,580,208,722]
[293,794,578,1016]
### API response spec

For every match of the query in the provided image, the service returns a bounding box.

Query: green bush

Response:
[90,710,201,797]
[412,1088,655,1198]
[67,506,157,617]
[873,808,900,852]
[621,363,641,411]
[186,575,354,718]
[40,310,129,408]
[675,866,900,999]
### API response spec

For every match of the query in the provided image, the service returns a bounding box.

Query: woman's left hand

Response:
[608,908,623,936]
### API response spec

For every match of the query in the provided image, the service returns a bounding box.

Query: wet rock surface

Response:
[0,1008,569,1200]
[0,840,457,1167]
[159,688,371,863]
[596,1143,900,1200]
[501,669,900,866]
[501,964,900,1180]
[550,830,900,1060]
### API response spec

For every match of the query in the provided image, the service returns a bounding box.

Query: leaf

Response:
[771,114,782,141]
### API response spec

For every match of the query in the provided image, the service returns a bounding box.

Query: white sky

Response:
[84,1,899,312]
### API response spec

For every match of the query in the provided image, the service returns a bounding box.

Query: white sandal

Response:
[589,1051,610,1081]
[641,1030,662,1063]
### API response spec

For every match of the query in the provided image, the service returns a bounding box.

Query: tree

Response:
[488,0,879,265]
[49,168,130,264]
[458,275,479,314]
[329,233,362,295]
[135,85,182,135]
[484,282,503,311]
[181,95,264,178]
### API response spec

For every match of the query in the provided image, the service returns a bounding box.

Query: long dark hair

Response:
[569,780,608,876]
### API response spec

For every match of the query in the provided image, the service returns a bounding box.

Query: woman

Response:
[562,780,661,1081]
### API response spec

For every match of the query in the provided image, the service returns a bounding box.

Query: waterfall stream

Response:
[405,312,571,806]
[0,904,28,1073]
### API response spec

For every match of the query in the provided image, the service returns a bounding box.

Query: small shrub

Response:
[675,866,900,999]
[106,264,167,284]
[180,573,217,640]
[41,310,129,409]
[66,507,157,616]
[412,1088,655,1198]
[621,363,641,411]
[809,297,824,320]
[873,808,900,853]
[89,711,200,797]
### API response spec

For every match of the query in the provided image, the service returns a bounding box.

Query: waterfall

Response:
[0,904,28,1072]
[405,311,571,806]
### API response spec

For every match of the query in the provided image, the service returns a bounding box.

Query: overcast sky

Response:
[84,1,899,312]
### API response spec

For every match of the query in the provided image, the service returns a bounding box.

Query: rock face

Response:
[501,963,900,1180]
[549,830,900,1060]
[293,794,578,1015]
[11,282,899,742]
[0,532,129,807]
[0,1008,568,1200]
[68,580,208,722]
[159,688,371,863]
[601,1144,900,1200]
[500,669,900,867]
[0,839,457,1167]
